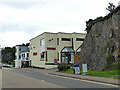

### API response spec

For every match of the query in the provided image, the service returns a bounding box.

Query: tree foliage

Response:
[106,3,116,13]
[85,3,118,33]
[1,47,16,65]
[85,17,103,33]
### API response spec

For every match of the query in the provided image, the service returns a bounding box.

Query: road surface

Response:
[2,68,119,88]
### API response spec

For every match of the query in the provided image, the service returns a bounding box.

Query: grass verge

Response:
[57,68,120,79]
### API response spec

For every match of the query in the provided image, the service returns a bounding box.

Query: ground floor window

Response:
[41,52,44,61]
[61,47,74,64]
[57,53,59,61]
[76,47,81,55]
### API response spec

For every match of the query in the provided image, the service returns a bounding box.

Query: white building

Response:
[20,51,29,67]
[14,45,29,68]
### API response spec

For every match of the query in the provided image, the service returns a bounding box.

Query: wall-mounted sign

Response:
[47,47,56,50]
[33,52,37,56]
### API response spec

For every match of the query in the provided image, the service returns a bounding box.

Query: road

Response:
[2,68,119,88]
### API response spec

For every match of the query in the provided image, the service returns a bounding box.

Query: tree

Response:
[106,3,116,13]
[85,17,103,33]
[1,47,16,64]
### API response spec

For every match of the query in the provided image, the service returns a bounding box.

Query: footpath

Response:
[18,68,119,86]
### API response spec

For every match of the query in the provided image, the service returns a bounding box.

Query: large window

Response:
[62,38,71,41]
[40,39,44,46]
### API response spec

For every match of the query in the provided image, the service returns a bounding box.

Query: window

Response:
[40,39,44,46]
[76,48,81,55]
[27,53,29,57]
[57,53,59,61]
[23,54,25,57]
[41,53,44,61]
[22,54,24,58]
[19,55,21,59]
[62,38,71,41]
[57,38,59,45]
[19,48,21,51]
[76,38,84,41]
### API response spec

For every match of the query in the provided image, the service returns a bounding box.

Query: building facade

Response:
[15,45,29,68]
[29,32,86,69]
[20,51,29,68]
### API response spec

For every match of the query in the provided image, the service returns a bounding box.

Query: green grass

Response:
[57,68,120,79]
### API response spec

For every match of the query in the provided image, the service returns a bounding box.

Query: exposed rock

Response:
[77,6,120,71]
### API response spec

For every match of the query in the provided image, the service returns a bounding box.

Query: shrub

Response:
[57,62,67,71]
[66,65,71,69]
[111,62,120,70]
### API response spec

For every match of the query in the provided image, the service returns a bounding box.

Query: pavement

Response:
[17,68,119,86]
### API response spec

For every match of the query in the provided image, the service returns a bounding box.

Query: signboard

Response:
[75,67,80,74]
[47,47,56,50]
[82,64,87,73]
[33,52,37,56]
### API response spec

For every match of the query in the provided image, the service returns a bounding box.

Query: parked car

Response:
[2,64,13,68]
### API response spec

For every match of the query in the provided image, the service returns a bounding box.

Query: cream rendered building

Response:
[29,32,86,69]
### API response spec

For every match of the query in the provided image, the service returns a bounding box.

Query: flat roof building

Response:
[29,32,86,69]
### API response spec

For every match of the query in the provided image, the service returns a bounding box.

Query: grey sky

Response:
[0,0,119,47]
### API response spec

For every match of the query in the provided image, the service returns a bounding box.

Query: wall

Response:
[29,34,45,68]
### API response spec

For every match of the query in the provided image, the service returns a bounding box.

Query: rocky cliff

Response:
[77,6,120,71]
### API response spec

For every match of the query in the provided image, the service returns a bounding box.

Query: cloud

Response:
[0,0,119,47]
[0,31,30,47]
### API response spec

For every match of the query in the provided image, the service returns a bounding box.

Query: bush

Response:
[111,62,120,70]
[57,62,68,71]
[66,65,71,69]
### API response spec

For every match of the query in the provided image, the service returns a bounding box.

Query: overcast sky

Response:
[0,0,119,48]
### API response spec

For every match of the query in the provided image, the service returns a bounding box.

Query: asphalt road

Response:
[2,68,119,88]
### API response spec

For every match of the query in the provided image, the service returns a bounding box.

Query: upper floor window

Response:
[27,53,29,57]
[76,38,84,41]
[40,39,44,46]
[57,38,59,45]
[61,38,71,41]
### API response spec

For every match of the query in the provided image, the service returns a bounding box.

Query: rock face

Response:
[77,6,120,71]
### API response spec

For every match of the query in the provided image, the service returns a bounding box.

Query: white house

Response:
[20,51,29,67]
[14,45,29,68]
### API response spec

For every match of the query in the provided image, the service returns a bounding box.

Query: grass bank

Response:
[57,68,120,79]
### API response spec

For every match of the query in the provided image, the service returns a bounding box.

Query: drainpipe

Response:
[72,38,74,50]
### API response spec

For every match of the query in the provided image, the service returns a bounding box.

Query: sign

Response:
[82,64,87,73]
[75,67,80,74]
[33,52,37,56]
[47,47,56,50]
